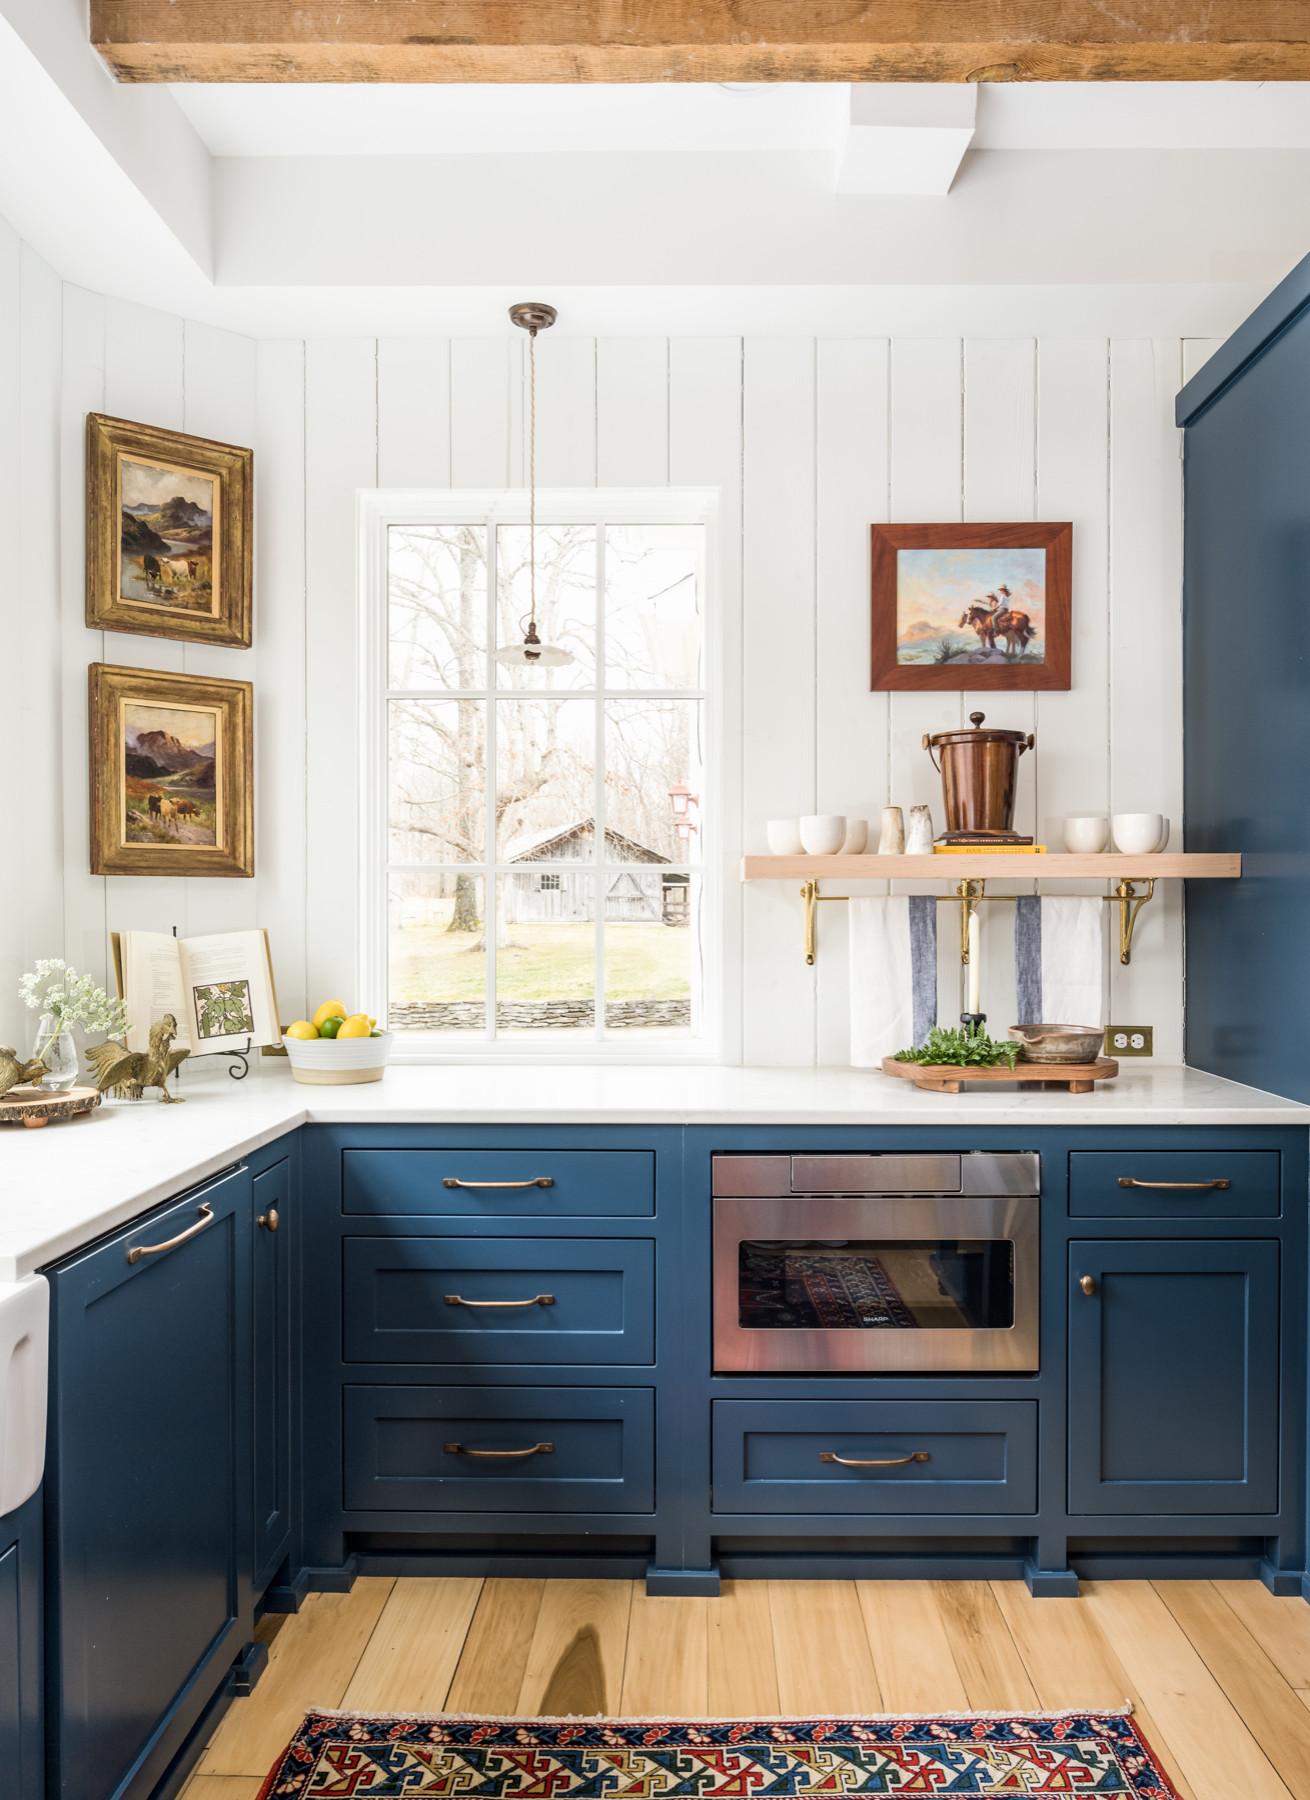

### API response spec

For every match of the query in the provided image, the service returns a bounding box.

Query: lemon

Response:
[285,1020,317,1040]
[313,998,346,1029]
[317,1016,344,1038]
[336,1017,371,1039]
[342,1012,371,1030]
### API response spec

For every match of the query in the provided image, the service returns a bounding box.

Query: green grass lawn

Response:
[391,919,690,1003]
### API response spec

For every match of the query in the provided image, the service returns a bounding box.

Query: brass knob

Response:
[257,1207,280,1233]
[1079,1274,1097,1296]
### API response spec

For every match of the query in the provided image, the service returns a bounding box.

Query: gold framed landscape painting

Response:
[86,413,253,647]
[89,664,254,878]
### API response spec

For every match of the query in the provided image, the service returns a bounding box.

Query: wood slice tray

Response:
[0,1085,103,1128]
[882,1056,1120,1096]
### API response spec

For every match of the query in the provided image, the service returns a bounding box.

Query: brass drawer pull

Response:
[444,1292,555,1309]
[443,1176,554,1191]
[1117,1177,1231,1191]
[819,1450,930,1469]
[1079,1274,1098,1296]
[257,1206,280,1232]
[127,1202,214,1265]
[443,1441,554,1460]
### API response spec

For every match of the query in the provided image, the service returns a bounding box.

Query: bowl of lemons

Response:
[282,1002,389,1085]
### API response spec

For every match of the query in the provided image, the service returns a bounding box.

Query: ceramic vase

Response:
[877,806,905,855]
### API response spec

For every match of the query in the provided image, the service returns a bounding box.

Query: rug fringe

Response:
[301,1703,1136,1725]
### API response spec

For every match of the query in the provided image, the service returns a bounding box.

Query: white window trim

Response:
[358,486,729,1064]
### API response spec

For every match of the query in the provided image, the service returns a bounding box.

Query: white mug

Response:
[1063,814,1110,854]
[840,819,869,854]
[1112,813,1170,855]
[800,814,847,856]
[766,818,804,855]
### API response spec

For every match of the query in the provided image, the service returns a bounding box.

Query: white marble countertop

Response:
[1,1060,1305,1280]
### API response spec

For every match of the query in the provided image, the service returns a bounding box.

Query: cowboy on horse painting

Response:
[958,583,1038,659]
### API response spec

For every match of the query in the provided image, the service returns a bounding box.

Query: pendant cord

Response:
[528,326,537,632]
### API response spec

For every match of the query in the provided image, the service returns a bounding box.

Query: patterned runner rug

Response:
[256,1709,1178,1798]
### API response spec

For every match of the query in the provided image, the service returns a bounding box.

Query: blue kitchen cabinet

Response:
[1068,1237,1280,1515]
[45,1165,254,1800]
[0,1490,43,1800]
[252,1157,293,1593]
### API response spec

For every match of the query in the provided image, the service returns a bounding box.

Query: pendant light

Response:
[494,302,573,669]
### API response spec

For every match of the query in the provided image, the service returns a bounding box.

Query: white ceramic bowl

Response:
[840,819,869,854]
[1112,813,1170,855]
[283,1030,391,1085]
[766,818,804,855]
[799,814,847,856]
[1063,815,1110,853]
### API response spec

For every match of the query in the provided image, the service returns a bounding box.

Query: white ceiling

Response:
[169,80,1310,159]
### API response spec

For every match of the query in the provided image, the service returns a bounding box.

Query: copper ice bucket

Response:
[923,711,1035,836]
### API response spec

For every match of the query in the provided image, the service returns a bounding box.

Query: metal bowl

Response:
[1008,1023,1104,1064]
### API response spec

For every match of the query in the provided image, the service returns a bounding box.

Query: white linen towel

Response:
[849,896,938,1066]
[1014,895,1105,1025]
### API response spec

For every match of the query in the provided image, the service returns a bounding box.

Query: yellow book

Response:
[932,843,1048,854]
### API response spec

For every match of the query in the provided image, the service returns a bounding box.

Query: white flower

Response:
[19,960,127,1036]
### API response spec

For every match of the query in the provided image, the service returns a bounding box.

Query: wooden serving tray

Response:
[0,1085,103,1128]
[882,1056,1120,1096]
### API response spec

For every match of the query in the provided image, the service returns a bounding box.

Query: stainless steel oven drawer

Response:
[712,1400,1038,1514]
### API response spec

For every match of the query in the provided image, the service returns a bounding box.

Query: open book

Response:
[112,929,282,1058]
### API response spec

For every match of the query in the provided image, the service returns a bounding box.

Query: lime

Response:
[318,1015,344,1038]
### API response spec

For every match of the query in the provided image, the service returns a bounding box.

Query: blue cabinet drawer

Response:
[1069,1151,1279,1219]
[344,1385,654,1513]
[343,1237,654,1366]
[712,1400,1037,1515]
[342,1149,654,1218]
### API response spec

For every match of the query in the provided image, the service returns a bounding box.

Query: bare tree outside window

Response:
[381,507,708,1045]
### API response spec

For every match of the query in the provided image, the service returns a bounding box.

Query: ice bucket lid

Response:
[925,710,1033,748]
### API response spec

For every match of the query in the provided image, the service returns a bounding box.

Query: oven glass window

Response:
[737,1239,1015,1331]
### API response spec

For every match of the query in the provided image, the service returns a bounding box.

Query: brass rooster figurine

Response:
[0,1049,48,1099]
[86,1013,189,1103]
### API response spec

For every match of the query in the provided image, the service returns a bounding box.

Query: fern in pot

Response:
[18,960,127,1090]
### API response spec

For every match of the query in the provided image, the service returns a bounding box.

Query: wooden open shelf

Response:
[741,853,1241,881]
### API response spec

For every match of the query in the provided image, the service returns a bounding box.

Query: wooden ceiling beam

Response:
[91,3,1310,84]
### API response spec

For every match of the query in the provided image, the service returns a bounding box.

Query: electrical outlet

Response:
[1105,1025,1153,1057]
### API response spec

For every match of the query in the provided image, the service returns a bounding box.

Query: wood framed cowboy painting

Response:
[86,413,253,647]
[89,663,254,878]
[870,522,1072,691]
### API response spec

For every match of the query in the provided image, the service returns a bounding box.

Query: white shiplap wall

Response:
[1,235,1216,1064]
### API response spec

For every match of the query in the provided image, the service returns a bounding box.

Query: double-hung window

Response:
[360,490,718,1057]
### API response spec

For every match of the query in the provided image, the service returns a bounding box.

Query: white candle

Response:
[967,906,981,1014]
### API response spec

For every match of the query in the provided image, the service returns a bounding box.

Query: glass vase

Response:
[29,1014,79,1090]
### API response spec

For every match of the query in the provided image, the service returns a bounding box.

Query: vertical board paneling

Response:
[102,300,189,955]
[815,339,890,1065]
[304,339,376,1007]
[451,340,515,487]
[741,339,816,1063]
[0,221,23,1045]
[59,285,108,989]
[1036,339,1112,1024]
[670,338,744,1064]
[11,246,66,1043]
[1109,339,1184,1057]
[378,338,452,488]
[182,321,261,938]
[963,339,1037,1031]
[255,340,308,1024]
[532,336,596,487]
[597,340,668,485]
[888,339,965,1027]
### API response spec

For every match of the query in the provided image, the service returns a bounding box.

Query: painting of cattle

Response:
[90,664,253,878]
[870,522,1071,692]
[86,414,252,647]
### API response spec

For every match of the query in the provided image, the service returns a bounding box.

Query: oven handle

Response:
[819,1450,931,1469]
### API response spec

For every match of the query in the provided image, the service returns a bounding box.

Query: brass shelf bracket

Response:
[1112,876,1155,966]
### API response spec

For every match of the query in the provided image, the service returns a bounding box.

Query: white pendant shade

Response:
[493,638,573,668]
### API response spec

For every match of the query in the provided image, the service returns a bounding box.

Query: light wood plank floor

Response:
[183,1577,1310,1800]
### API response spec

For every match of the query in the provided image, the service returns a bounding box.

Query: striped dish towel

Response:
[1014,896,1106,1026]
[849,897,938,1066]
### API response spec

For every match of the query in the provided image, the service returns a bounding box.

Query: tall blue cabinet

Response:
[1178,251,1310,1101]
